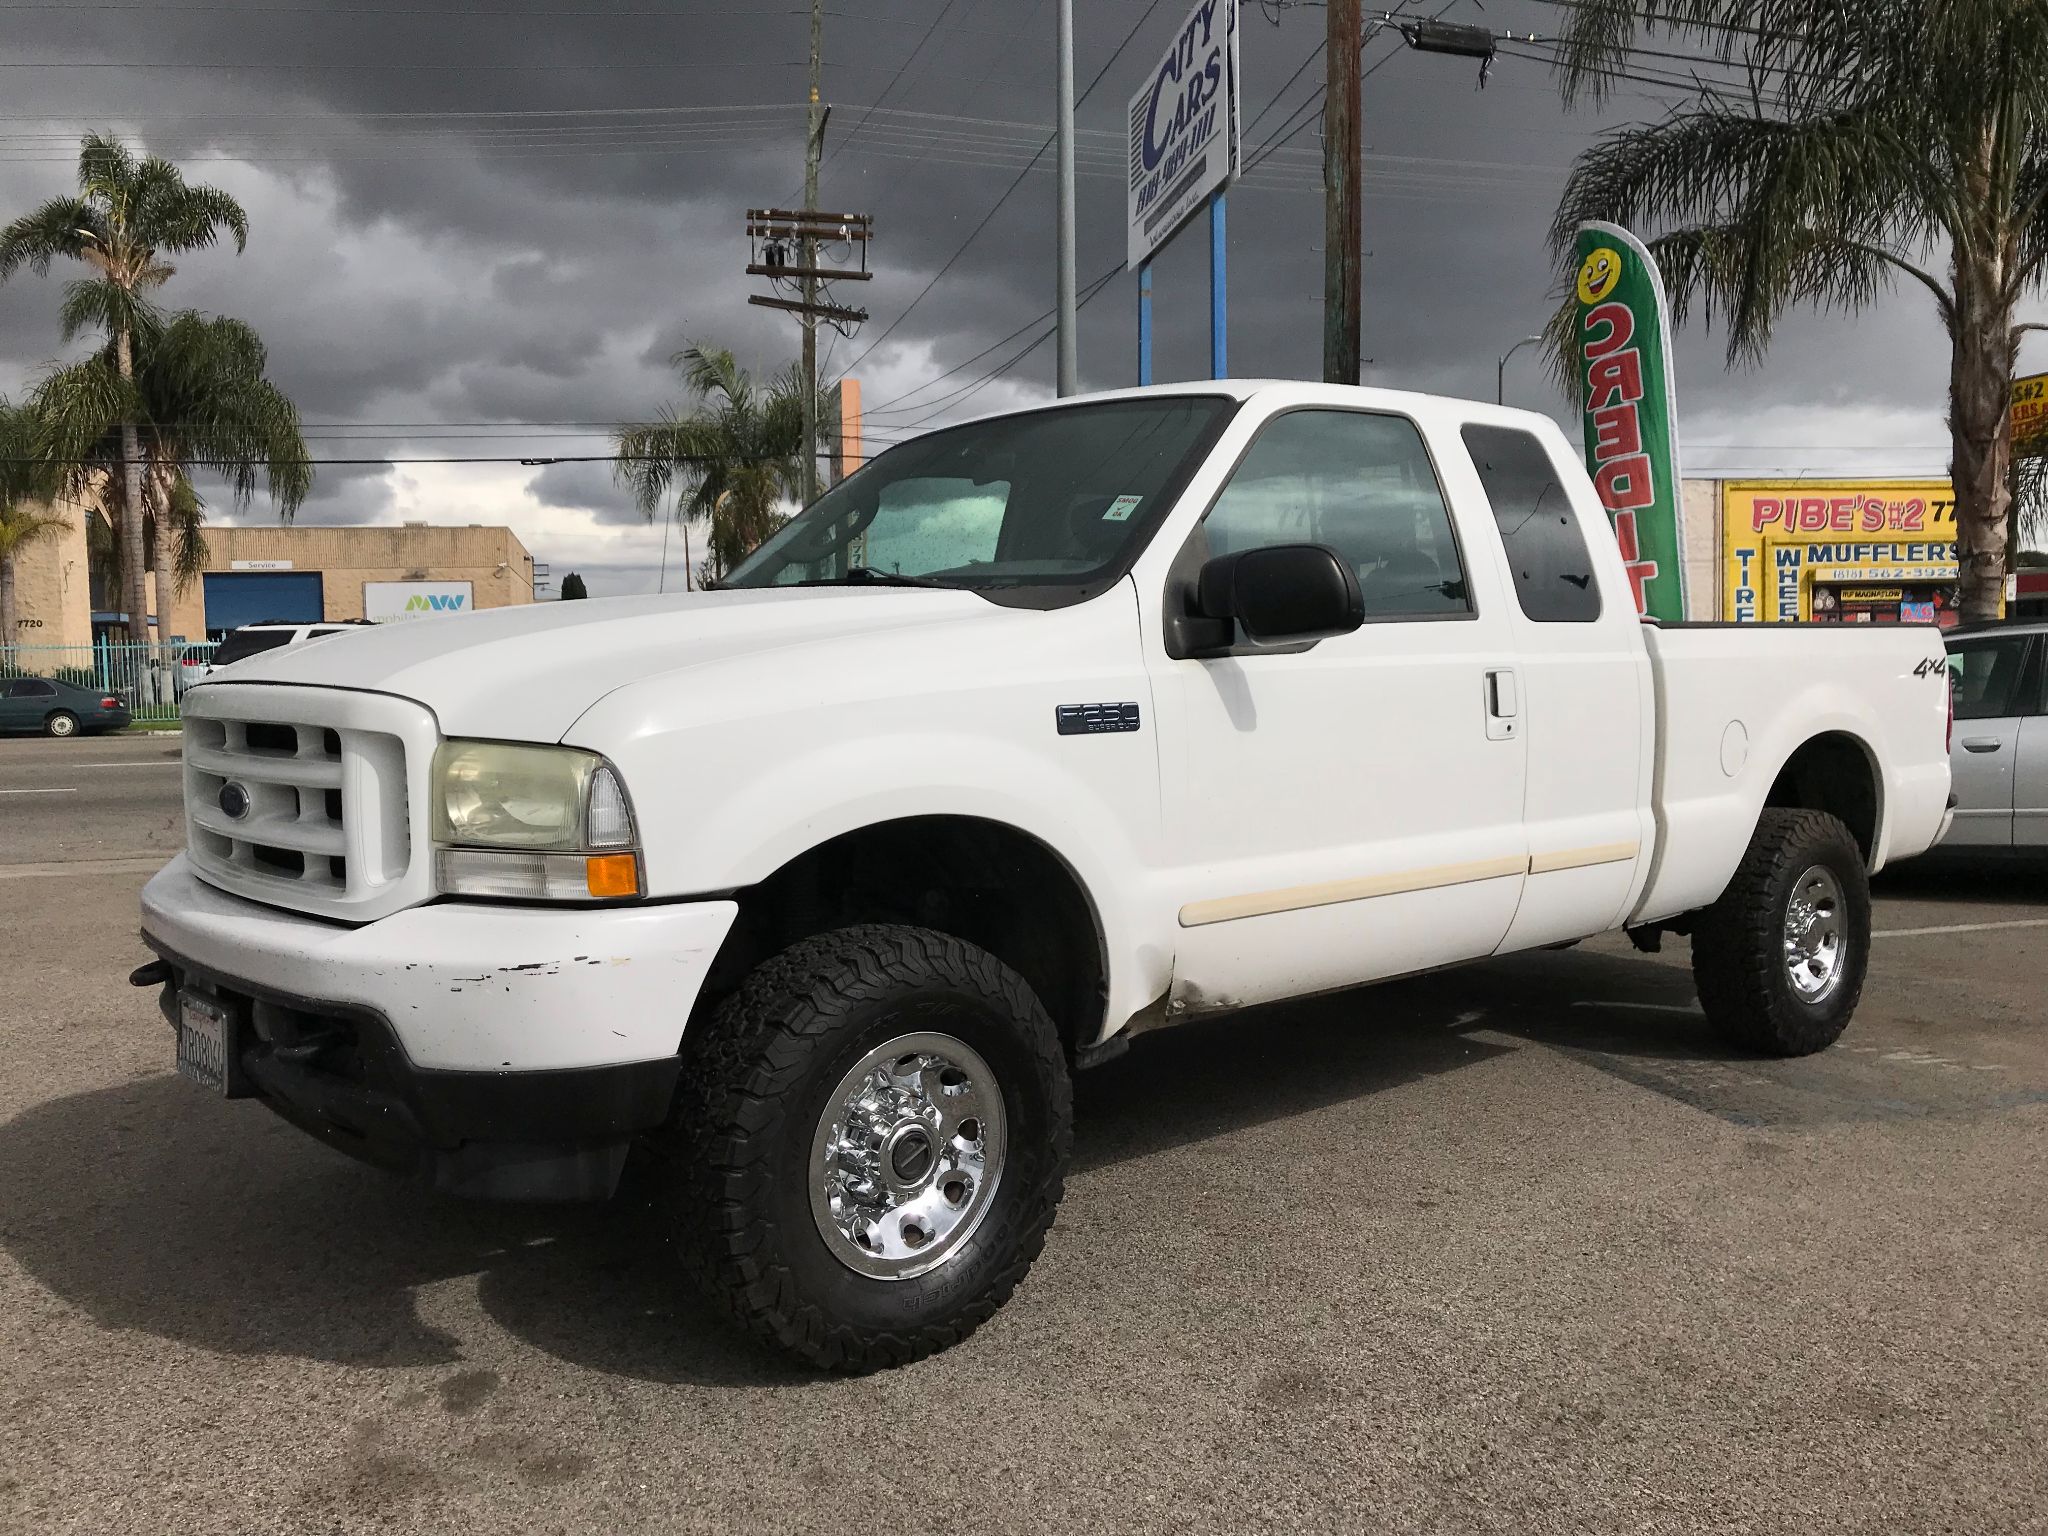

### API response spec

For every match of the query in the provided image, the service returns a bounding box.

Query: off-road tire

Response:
[671,924,1072,1372]
[43,710,78,738]
[1691,808,1870,1057]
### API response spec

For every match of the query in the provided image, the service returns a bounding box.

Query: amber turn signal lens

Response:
[584,852,641,899]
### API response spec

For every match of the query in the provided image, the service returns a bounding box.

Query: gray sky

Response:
[0,0,2000,596]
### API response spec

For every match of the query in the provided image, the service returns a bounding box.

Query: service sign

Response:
[1721,480,1957,622]
[363,580,473,621]
[1572,222,1688,622]
[1126,0,1239,269]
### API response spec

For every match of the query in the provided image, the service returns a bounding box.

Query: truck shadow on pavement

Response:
[0,946,1946,1387]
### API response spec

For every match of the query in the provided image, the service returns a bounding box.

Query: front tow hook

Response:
[129,958,172,989]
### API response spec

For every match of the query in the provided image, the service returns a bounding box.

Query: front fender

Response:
[563,585,1175,1032]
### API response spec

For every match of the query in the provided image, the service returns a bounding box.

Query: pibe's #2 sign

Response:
[1572,222,1689,623]
[1126,0,1240,270]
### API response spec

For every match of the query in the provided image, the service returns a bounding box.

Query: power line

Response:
[828,0,1169,388]
[862,3,1430,420]
[0,57,887,71]
[880,264,1124,431]
[819,0,966,175]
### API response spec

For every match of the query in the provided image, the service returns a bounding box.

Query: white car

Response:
[1937,619,2046,851]
[134,381,1954,1370]
[191,620,368,680]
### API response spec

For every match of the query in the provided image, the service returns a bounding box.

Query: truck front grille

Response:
[181,686,436,923]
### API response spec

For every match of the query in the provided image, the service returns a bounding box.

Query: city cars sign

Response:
[1572,222,1687,622]
[1126,0,1240,269]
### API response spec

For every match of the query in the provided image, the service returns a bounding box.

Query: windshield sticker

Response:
[1102,495,1143,522]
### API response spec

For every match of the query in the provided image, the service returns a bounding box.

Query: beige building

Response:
[8,518,537,648]
[7,494,96,649]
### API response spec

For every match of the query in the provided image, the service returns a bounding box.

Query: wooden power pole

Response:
[801,0,825,504]
[1323,0,1361,386]
[745,3,870,519]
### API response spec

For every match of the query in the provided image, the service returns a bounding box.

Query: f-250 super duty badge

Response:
[1056,702,1141,736]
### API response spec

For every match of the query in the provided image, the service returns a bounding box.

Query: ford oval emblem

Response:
[218,781,252,820]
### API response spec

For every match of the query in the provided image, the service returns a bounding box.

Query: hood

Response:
[203,586,999,739]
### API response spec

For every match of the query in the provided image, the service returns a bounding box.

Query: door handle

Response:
[1962,738,2004,754]
[1487,670,1519,719]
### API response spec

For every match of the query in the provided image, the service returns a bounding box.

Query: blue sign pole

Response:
[1209,193,1227,379]
[1138,260,1154,386]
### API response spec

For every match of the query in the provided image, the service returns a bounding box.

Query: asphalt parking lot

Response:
[1,732,2044,1534]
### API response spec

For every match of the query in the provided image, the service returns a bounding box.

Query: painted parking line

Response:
[31,760,182,769]
[1873,918,2048,939]
[0,787,76,795]
[0,856,166,880]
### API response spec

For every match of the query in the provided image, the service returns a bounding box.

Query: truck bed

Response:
[1631,621,1953,926]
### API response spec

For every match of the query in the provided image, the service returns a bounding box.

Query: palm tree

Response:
[613,346,810,583]
[1547,1,2048,621]
[34,310,309,666]
[0,398,70,650]
[0,134,249,645]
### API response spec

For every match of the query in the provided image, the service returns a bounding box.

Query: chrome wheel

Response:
[1783,864,1847,1002]
[809,1031,1006,1281]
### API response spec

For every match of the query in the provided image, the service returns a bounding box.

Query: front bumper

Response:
[141,854,738,1071]
[138,855,740,1199]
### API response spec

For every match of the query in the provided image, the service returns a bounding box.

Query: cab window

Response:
[1462,424,1603,624]
[1201,409,1470,618]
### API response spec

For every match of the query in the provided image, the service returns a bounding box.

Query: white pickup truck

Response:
[134,381,1954,1370]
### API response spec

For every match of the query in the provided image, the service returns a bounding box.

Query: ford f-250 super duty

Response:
[133,381,1954,1370]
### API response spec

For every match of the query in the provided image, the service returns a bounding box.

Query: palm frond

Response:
[139,171,249,256]
[0,195,102,281]
[0,394,66,508]
[75,132,136,205]
[617,347,809,575]
[58,277,162,347]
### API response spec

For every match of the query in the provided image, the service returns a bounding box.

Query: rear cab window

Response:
[1462,424,1603,623]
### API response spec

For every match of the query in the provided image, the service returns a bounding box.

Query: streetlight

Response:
[1498,334,1543,405]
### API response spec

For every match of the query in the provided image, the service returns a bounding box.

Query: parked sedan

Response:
[0,676,133,737]
[1940,620,2047,851]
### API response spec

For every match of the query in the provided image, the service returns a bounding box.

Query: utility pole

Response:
[1323,0,1361,386]
[1055,0,1079,396]
[801,0,825,503]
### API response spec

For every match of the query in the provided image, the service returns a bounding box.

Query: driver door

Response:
[1148,407,1529,1010]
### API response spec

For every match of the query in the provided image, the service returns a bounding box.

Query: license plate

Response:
[177,989,232,1095]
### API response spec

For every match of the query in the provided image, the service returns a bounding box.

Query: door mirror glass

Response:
[1195,543,1364,647]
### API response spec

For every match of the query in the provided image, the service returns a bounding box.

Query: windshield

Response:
[722,396,1233,606]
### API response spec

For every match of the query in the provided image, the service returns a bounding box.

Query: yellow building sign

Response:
[2016,371,2048,455]
[1723,480,1959,624]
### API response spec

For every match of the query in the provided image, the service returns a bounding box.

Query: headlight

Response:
[430,740,642,900]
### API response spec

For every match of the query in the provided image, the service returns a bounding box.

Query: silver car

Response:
[1941,620,2048,851]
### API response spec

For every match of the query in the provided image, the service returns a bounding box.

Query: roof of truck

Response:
[943,377,1557,436]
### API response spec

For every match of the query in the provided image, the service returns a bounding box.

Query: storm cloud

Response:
[0,0,1996,595]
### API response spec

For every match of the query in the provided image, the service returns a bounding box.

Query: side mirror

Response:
[1193,543,1365,649]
